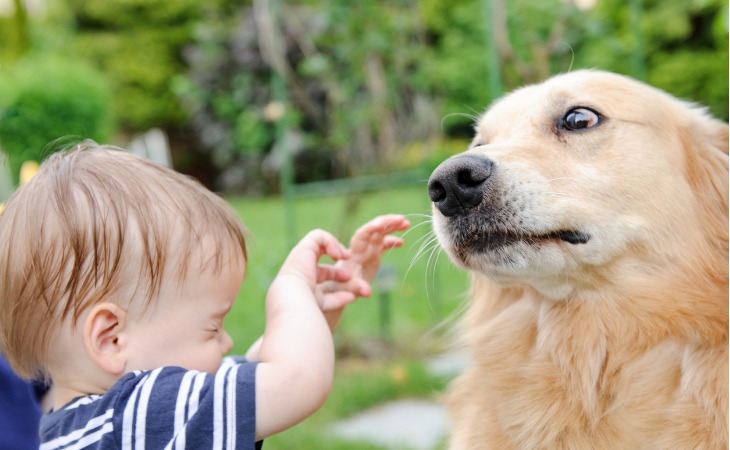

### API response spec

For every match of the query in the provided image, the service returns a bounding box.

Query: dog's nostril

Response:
[456,168,487,188]
[428,181,447,203]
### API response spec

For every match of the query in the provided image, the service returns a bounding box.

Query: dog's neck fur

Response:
[455,266,728,448]
[467,250,728,358]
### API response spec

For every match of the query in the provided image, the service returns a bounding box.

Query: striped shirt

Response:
[39,357,260,450]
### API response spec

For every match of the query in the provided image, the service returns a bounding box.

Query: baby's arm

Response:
[248,215,409,439]
[252,230,351,440]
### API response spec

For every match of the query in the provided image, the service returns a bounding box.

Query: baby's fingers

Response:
[383,235,405,249]
[306,229,350,261]
[319,278,372,299]
[317,265,352,283]
[352,215,410,247]
[363,215,410,235]
[380,214,411,233]
[319,291,358,311]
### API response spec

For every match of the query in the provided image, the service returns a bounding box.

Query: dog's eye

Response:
[562,108,600,131]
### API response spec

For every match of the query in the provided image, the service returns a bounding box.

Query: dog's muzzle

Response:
[428,154,591,246]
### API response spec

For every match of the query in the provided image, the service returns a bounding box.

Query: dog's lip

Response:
[550,230,591,244]
[460,228,591,252]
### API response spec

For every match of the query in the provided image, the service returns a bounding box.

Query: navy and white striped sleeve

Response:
[113,358,258,449]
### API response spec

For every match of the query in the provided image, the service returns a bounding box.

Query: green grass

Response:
[223,185,469,449]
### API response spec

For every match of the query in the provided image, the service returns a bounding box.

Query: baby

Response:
[0,142,409,449]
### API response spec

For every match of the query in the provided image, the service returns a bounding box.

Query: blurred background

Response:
[1,0,727,192]
[0,0,727,448]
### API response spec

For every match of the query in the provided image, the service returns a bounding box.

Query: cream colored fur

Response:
[432,70,728,449]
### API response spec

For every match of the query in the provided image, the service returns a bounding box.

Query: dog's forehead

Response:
[541,70,649,107]
[477,70,656,133]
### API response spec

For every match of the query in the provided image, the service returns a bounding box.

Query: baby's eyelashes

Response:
[207,320,224,333]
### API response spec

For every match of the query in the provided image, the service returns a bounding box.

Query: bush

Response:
[0,56,113,184]
[68,0,201,131]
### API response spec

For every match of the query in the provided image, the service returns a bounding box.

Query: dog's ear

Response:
[680,108,728,245]
[715,125,729,155]
[683,112,727,193]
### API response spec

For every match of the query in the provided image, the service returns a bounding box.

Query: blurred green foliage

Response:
[177,0,727,191]
[419,0,588,134]
[0,0,726,191]
[176,0,440,192]
[576,0,728,119]
[66,0,202,130]
[0,57,113,184]
[0,0,30,64]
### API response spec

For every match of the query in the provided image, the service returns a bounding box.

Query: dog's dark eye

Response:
[470,137,486,148]
[562,108,600,131]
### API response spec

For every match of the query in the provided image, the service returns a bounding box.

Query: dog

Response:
[428,70,728,449]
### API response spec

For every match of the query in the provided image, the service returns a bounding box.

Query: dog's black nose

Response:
[428,154,494,217]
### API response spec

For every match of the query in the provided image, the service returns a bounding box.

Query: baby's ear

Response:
[83,303,128,376]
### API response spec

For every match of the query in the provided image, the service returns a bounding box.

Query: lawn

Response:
[224,184,469,449]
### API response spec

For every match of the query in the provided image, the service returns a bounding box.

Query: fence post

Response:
[483,0,503,101]
[629,0,646,81]
[277,92,298,249]
[374,265,398,341]
[265,0,298,248]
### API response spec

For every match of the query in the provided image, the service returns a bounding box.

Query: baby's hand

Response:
[316,214,410,311]
[277,229,351,291]
[347,214,410,282]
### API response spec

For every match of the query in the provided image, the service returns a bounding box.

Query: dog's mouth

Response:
[455,228,590,254]
[551,230,591,244]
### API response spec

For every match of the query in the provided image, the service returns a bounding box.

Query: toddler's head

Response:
[0,142,247,381]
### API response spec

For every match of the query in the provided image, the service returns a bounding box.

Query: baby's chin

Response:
[179,360,225,375]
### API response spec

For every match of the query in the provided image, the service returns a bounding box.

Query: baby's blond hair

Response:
[0,142,247,379]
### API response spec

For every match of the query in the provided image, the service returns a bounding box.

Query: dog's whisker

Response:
[402,213,433,224]
[404,211,434,219]
[408,234,440,272]
[410,233,438,255]
[440,111,481,132]
[555,41,576,73]
[404,232,436,260]
[400,220,433,240]
[418,236,443,314]
[462,104,485,117]
[541,191,588,201]
[404,233,441,298]
[426,241,443,302]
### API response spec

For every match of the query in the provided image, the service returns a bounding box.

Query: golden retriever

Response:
[428,70,728,449]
